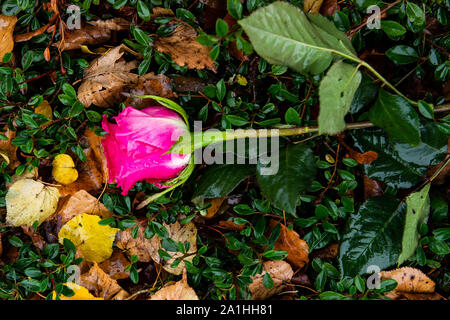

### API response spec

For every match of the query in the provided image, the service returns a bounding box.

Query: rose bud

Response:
[101,105,192,196]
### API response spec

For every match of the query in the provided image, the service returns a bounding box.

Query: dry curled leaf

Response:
[98,249,130,280]
[58,213,119,263]
[0,128,20,169]
[150,269,198,300]
[154,22,217,72]
[151,7,175,18]
[6,179,60,227]
[123,72,175,108]
[270,220,309,268]
[79,263,129,300]
[379,267,436,293]
[0,14,17,61]
[303,0,324,14]
[54,18,129,51]
[248,261,294,300]
[116,220,159,263]
[54,189,112,224]
[77,45,140,107]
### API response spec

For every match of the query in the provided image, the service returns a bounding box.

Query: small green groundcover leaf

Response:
[398,184,430,265]
[318,60,361,135]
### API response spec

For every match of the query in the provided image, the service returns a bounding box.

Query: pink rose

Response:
[101,106,191,195]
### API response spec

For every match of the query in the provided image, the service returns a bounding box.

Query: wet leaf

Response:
[339,196,405,278]
[98,250,130,280]
[303,0,324,14]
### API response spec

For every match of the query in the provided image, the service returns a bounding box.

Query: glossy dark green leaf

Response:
[192,164,255,201]
[349,72,378,114]
[256,144,316,215]
[381,20,406,39]
[338,196,406,278]
[369,89,420,146]
[350,122,446,189]
[385,45,419,65]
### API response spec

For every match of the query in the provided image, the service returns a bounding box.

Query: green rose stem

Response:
[134,96,449,209]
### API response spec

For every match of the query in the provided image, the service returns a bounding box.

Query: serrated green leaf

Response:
[318,61,361,135]
[238,2,357,75]
[398,184,430,265]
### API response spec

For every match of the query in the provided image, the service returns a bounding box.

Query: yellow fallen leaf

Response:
[34,100,53,120]
[0,14,17,61]
[52,154,79,185]
[52,282,103,300]
[58,213,119,263]
[6,179,60,226]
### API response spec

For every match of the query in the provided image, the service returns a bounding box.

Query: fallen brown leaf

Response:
[21,226,46,250]
[0,14,17,61]
[270,220,309,269]
[150,269,198,300]
[98,249,130,280]
[218,219,245,231]
[116,220,159,263]
[380,267,435,293]
[346,151,378,165]
[154,22,217,72]
[319,0,339,16]
[151,7,175,18]
[77,45,140,107]
[123,72,175,108]
[311,243,339,259]
[363,175,384,199]
[53,189,111,224]
[248,261,294,300]
[54,18,129,51]
[204,197,226,219]
[303,0,324,14]
[79,263,129,300]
